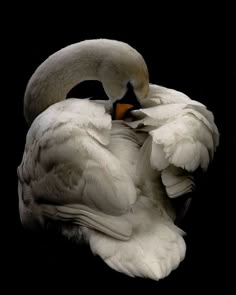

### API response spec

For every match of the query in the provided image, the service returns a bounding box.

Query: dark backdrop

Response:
[7,9,235,292]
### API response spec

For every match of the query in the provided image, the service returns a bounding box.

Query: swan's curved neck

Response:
[24,42,104,124]
[24,39,149,125]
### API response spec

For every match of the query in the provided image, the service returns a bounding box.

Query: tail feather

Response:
[82,197,186,281]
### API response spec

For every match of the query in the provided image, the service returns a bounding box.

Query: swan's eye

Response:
[66,81,109,101]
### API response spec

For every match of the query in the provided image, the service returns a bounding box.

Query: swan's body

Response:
[18,39,219,281]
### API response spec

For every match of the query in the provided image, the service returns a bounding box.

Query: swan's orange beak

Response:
[115,103,134,120]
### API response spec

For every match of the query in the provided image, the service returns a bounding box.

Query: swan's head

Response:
[100,51,149,104]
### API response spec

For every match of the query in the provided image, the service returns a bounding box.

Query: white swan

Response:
[17,39,219,281]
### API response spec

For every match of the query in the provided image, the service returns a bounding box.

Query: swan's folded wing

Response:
[149,106,219,172]
[130,84,219,172]
[127,85,219,198]
[18,99,137,235]
[128,105,218,172]
[18,99,112,186]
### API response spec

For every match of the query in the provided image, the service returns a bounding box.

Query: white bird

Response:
[17,39,219,281]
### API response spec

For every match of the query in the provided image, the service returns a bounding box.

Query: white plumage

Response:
[17,39,219,281]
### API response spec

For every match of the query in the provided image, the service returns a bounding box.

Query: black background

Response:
[7,7,235,292]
